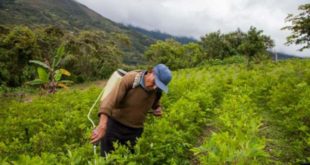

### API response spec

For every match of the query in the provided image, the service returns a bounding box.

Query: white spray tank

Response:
[88,69,127,128]
[100,69,127,101]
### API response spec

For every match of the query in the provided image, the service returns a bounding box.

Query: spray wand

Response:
[87,88,105,164]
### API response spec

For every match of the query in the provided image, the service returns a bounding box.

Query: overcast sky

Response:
[76,0,309,57]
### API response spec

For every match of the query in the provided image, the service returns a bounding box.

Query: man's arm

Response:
[90,114,108,144]
[152,89,163,116]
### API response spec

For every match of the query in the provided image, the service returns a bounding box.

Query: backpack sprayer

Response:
[87,69,127,162]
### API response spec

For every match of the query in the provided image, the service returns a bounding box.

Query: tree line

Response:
[0,25,274,88]
[145,27,274,69]
[0,25,128,87]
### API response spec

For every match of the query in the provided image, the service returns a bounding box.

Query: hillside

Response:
[273,52,302,60]
[0,0,155,64]
[125,25,197,44]
[0,0,121,32]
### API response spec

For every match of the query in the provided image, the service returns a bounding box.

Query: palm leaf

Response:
[57,83,69,89]
[52,44,65,69]
[54,70,62,81]
[26,79,47,85]
[60,68,71,76]
[37,67,49,82]
[29,60,50,70]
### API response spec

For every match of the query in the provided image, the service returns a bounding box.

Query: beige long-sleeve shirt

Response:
[98,71,160,128]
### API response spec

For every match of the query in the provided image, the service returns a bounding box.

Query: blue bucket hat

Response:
[153,64,172,93]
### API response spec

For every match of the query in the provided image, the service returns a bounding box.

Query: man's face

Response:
[144,71,157,91]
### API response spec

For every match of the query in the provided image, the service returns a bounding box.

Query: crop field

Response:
[1,59,310,164]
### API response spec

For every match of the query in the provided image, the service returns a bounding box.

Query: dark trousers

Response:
[100,117,143,156]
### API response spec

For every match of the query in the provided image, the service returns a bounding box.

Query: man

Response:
[90,64,172,156]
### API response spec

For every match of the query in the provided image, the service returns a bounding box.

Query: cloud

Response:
[76,0,310,57]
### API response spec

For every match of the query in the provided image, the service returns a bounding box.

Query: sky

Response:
[76,0,309,57]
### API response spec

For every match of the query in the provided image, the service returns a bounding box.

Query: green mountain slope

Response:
[0,0,120,31]
[125,24,197,44]
[0,0,155,64]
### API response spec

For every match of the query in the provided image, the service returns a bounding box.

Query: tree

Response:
[282,4,310,51]
[200,31,230,60]
[223,29,247,56]
[28,45,72,93]
[238,27,274,67]
[144,39,205,69]
[35,26,65,61]
[182,43,204,67]
[0,26,40,87]
[144,39,183,69]
[64,30,123,81]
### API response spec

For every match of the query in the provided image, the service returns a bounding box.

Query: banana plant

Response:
[27,45,73,93]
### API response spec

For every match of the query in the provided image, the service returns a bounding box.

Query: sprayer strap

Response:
[132,71,144,89]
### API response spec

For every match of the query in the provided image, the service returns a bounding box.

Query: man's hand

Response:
[153,106,163,116]
[90,125,106,144]
[90,114,108,144]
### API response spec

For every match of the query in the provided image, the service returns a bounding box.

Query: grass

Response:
[0,80,106,105]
